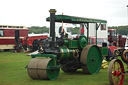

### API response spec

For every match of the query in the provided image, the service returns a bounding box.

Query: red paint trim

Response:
[0,39,15,44]
[108,29,116,31]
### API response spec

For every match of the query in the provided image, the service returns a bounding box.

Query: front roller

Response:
[80,45,102,74]
[27,58,60,80]
[108,59,124,85]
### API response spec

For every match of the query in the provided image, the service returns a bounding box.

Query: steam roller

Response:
[26,9,108,80]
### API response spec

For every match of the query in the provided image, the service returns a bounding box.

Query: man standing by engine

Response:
[81,25,84,35]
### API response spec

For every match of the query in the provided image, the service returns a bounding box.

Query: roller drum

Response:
[27,58,41,79]
[37,58,51,79]
[27,58,60,80]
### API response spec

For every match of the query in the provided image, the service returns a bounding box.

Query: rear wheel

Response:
[80,45,102,74]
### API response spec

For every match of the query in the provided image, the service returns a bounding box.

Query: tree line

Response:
[28,25,128,35]
[108,25,128,35]
[28,26,80,34]
[28,26,49,34]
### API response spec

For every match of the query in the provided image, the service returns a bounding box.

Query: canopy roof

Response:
[46,15,107,24]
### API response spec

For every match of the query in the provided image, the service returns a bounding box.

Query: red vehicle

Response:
[108,29,126,48]
[107,30,128,85]
[0,25,29,51]
[88,37,118,60]
[108,29,117,46]
[108,29,126,56]
[22,35,48,51]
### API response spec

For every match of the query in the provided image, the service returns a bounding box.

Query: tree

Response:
[108,25,128,35]
[28,26,49,34]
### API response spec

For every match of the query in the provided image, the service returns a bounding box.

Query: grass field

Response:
[0,52,128,85]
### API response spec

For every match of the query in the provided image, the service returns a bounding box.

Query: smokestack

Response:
[49,9,56,48]
[49,9,56,41]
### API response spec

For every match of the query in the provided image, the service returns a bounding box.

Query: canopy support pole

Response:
[96,23,101,45]
[84,23,89,44]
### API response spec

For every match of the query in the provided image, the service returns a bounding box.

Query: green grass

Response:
[0,52,128,85]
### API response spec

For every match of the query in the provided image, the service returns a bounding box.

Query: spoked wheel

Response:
[27,58,60,80]
[121,49,128,64]
[108,59,124,85]
[113,50,120,59]
[80,45,102,74]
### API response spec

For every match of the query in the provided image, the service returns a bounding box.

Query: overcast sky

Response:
[0,0,128,27]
